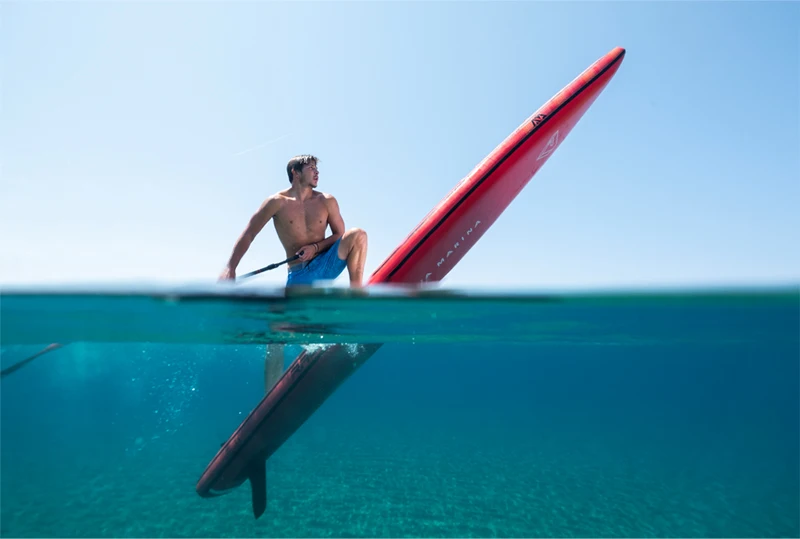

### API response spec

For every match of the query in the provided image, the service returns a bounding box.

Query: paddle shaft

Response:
[1,254,303,380]
[238,253,301,280]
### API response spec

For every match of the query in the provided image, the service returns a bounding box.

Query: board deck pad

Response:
[195,46,627,517]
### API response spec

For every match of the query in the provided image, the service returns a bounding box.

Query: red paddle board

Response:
[196,46,626,518]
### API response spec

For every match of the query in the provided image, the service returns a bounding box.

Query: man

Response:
[219,154,368,393]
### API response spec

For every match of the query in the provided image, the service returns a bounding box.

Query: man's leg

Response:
[337,228,368,287]
[264,344,284,394]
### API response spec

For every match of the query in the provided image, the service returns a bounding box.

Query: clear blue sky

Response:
[1,2,797,290]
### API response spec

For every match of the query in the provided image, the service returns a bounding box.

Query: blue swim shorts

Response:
[286,238,347,286]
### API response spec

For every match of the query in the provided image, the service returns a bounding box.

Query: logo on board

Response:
[537,130,560,160]
[423,220,482,282]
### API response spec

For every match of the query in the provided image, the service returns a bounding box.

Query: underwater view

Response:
[1,284,798,538]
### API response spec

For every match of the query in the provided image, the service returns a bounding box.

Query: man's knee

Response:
[347,227,368,248]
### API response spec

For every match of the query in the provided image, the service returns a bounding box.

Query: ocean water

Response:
[1,284,798,538]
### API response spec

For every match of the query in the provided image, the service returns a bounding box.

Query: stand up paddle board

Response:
[196,46,626,518]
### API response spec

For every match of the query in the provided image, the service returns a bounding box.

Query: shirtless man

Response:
[218,154,368,393]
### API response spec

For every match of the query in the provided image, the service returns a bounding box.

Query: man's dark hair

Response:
[286,154,319,184]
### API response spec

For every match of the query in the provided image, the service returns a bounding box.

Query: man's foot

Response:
[264,344,284,394]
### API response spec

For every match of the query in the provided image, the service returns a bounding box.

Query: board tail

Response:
[248,460,267,519]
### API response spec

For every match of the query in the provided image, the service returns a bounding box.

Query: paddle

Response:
[0,343,65,379]
[0,253,303,380]
[238,254,301,280]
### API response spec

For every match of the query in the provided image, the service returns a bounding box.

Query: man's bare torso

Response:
[271,189,330,262]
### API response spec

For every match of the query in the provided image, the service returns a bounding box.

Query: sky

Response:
[1,2,798,291]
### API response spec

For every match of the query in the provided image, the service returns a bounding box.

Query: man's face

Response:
[301,162,318,187]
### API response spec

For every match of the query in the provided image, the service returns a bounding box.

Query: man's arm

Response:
[220,196,281,279]
[321,195,345,250]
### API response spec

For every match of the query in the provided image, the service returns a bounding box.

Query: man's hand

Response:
[296,243,319,262]
[219,267,236,281]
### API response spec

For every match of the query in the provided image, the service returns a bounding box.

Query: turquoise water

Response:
[1,284,798,537]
